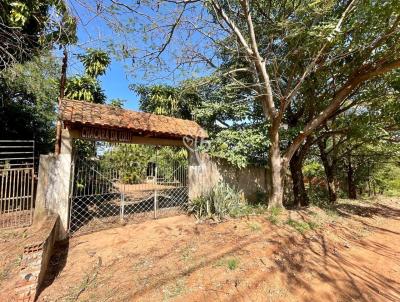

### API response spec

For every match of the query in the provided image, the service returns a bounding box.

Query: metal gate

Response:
[0,140,35,229]
[68,143,188,235]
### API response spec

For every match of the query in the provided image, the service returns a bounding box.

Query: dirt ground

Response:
[0,224,37,300]
[32,197,400,301]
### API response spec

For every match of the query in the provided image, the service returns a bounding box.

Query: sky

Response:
[66,1,141,111]
[65,0,217,112]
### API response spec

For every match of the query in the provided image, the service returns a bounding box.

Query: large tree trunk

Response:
[268,128,284,208]
[289,150,309,207]
[318,139,337,203]
[347,157,357,199]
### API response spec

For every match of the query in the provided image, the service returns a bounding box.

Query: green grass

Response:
[266,214,279,225]
[269,206,283,216]
[215,257,239,271]
[266,206,283,225]
[227,258,239,270]
[247,221,262,231]
[286,219,318,234]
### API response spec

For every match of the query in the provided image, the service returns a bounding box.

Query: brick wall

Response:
[15,213,59,302]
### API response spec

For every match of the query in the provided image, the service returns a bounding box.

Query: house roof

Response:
[60,99,208,139]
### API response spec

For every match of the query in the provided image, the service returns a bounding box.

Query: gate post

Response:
[35,128,74,239]
[154,163,158,218]
[120,192,125,222]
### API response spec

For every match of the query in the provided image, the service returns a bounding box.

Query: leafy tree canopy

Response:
[0,0,77,69]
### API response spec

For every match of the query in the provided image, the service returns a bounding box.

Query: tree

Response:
[87,0,400,207]
[0,53,60,153]
[134,77,270,168]
[314,76,400,201]
[65,49,110,103]
[0,0,76,70]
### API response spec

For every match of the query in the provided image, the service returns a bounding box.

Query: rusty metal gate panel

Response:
[68,142,188,236]
[0,140,35,229]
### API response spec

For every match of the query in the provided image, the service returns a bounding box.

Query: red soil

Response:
[20,197,400,301]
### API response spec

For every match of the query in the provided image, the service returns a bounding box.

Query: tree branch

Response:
[283,58,400,163]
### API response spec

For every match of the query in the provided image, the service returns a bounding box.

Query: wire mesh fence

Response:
[68,142,188,235]
[0,140,35,229]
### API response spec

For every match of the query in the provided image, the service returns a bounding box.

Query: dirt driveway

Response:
[38,197,400,302]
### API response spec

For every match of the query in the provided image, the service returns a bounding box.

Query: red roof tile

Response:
[60,99,208,139]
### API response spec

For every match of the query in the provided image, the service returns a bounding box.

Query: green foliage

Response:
[65,49,111,104]
[100,144,187,184]
[188,182,245,220]
[65,76,106,104]
[78,49,111,78]
[208,127,270,168]
[374,163,400,196]
[133,77,270,167]
[0,0,77,69]
[303,161,324,179]
[109,98,126,108]
[132,84,199,119]
[0,53,59,153]
[215,258,239,271]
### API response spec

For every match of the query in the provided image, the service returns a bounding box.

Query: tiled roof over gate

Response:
[60,99,208,139]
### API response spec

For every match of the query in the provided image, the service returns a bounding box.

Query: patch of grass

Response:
[215,257,239,271]
[325,207,339,217]
[180,242,197,264]
[286,219,318,234]
[266,215,279,225]
[266,206,283,225]
[269,206,283,217]
[227,258,239,270]
[247,221,262,231]
[230,203,268,217]
[307,221,319,230]
[162,278,186,301]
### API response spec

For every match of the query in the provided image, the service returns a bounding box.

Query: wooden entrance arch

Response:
[35,99,207,238]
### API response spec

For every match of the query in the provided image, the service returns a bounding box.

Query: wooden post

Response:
[55,47,68,155]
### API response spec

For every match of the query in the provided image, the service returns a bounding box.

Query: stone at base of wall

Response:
[15,213,60,302]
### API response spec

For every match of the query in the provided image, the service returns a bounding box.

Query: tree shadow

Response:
[334,202,400,220]
[36,202,400,302]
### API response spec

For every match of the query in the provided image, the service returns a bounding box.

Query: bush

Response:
[188,182,245,220]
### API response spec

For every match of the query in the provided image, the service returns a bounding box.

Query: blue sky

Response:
[65,0,215,112]
[64,0,219,112]
[66,1,141,111]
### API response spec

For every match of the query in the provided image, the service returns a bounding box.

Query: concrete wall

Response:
[188,152,269,203]
[35,154,72,239]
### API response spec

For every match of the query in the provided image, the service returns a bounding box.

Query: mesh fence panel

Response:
[69,143,188,236]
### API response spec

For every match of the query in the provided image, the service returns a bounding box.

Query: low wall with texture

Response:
[15,213,60,302]
[188,152,269,202]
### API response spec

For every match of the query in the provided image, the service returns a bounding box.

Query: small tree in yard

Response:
[90,0,400,207]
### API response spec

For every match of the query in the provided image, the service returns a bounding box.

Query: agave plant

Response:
[188,182,245,221]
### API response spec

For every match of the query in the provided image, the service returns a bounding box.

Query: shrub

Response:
[188,182,245,220]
